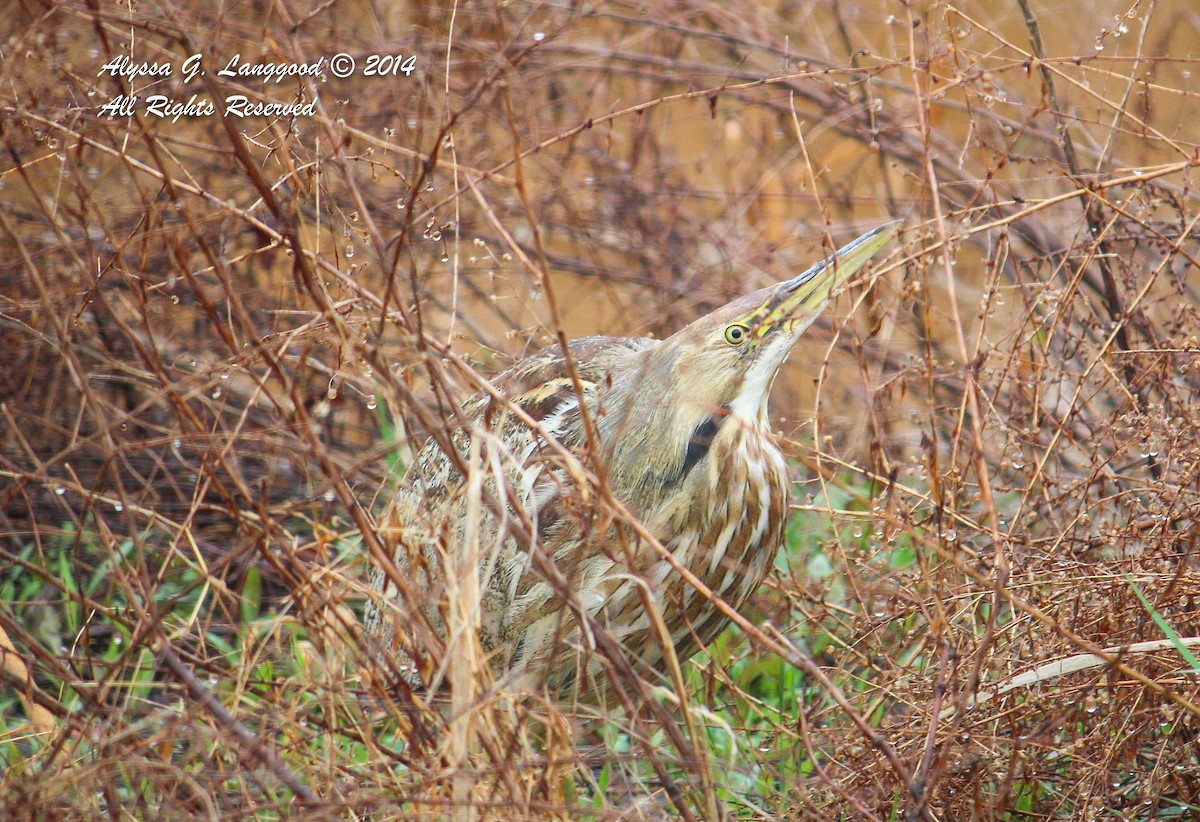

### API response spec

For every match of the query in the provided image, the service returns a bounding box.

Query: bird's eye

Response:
[723,323,749,346]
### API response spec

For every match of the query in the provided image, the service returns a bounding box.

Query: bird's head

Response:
[662,222,898,426]
[601,223,898,506]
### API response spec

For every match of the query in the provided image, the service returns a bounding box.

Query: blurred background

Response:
[2,0,1198,817]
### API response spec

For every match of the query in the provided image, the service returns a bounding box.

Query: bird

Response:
[364,223,897,702]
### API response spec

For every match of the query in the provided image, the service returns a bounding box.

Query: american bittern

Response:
[365,223,897,699]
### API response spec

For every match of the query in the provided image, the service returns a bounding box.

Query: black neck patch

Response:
[682,408,729,477]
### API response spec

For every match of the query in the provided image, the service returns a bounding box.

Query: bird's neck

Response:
[602,392,774,519]
[727,369,777,428]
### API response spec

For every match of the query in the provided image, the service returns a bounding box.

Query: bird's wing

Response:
[466,335,653,544]
[382,337,653,663]
[470,335,653,439]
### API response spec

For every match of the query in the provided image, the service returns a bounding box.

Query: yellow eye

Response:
[723,323,749,346]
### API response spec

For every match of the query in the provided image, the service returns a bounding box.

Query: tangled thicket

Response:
[1,0,1198,818]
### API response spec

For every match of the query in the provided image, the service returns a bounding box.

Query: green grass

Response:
[4,461,1200,819]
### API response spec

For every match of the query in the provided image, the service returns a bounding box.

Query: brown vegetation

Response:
[1,0,1198,818]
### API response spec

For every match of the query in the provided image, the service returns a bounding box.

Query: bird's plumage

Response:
[366,223,897,699]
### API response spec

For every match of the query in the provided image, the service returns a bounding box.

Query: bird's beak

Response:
[759,221,899,337]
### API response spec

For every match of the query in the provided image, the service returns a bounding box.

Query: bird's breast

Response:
[698,426,789,598]
[650,422,790,602]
